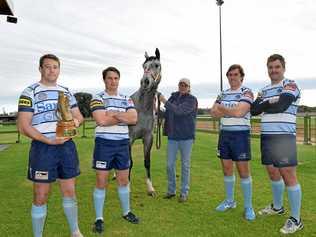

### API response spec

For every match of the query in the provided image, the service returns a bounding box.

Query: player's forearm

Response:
[262,94,294,114]
[19,125,51,144]
[114,112,137,125]
[71,108,84,127]
[92,110,119,126]
[95,116,119,126]
[210,103,224,118]
[250,99,267,116]
[218,105,248,117]
[73,115,84,126]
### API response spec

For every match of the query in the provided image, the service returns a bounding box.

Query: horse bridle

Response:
[155,90,163,150]
[143,67,162,149]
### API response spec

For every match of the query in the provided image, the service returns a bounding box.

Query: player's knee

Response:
[269,172,281,181]
[62,189,75,197]
[96,180,108,189]
[239,173,249,179]
[34,193,49,205]
[223,167,233,176]
[117,176,129,186]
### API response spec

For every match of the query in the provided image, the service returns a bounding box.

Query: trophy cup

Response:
[56,91,77,138]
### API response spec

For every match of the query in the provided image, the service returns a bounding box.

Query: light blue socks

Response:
[118,185,130,216]
[241,177,253,208]
[287,184,302,221]
[224,175,235,202]
[62,197,79,234]
[93,188,106,220]
[271,179,285,209]
[31,204,47,237]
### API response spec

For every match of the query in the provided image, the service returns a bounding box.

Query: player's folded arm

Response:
[115,108,138,125]
[250,98,267,116]
[263,93,296,114]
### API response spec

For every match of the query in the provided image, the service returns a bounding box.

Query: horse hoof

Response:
[147,191,157,197]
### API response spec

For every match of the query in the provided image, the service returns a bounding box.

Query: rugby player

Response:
[18,54,84,237]
[251,54,303,234]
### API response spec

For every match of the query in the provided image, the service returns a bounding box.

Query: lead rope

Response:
[155,92,162,149]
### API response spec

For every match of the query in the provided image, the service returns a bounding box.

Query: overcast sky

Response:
[1,0,316,112]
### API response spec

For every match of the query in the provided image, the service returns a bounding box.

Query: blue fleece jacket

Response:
[163,92,198,140]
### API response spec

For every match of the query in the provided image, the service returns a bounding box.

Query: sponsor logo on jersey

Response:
[44,111,56,121]
[284,83,297,91]
[19,95,32,107]
[18,96,32,107]
[223,102,237,108]
[36,101,57,113]
[243,91,254,99]
[38,92,48,100]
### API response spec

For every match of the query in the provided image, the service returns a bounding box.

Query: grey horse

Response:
[129,48,161,196]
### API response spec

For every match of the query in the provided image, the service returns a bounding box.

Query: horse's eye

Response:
[155,64,159,68]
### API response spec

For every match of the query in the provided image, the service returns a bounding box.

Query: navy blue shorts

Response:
[217,130,251,161]
[93,137,130,171]
[28,140,80,183]
[261,134,297,167]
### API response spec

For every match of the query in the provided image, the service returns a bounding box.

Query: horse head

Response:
[140,48,161,92]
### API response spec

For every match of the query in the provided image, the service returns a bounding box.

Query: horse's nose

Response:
[144,78,149,86]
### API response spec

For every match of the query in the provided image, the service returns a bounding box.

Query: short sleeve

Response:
[126,97,135,110]
[282,80,300,98]
[90,94,105,112]
[18,87,34,112]
[68,90,78,109]
[215,92,223,104]
[240,88,254,105]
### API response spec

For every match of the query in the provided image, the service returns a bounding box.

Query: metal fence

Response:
[196,115,316,145]
[1,116,315,145]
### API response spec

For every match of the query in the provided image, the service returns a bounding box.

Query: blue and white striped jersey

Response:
[90,91,135,140]
[216,86,254,131]
[259,78,300,135]
[18,82,78,138]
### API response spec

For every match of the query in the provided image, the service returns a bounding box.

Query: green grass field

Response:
[0,132,315,237]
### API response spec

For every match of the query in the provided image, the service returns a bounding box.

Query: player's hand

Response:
[268,96,279,104]
[257,92,263,99]
[210,104,222,118]
[74,118,80,128]
[159,93,167,103]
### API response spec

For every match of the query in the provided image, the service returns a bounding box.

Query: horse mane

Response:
[143,56,158,66]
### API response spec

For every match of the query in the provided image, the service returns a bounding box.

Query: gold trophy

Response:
[56,91,77,138]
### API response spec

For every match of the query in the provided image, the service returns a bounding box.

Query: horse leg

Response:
[143,134,156,197]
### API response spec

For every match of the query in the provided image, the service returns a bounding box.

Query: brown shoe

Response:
[163,193,176,199]
[178,194,188,203]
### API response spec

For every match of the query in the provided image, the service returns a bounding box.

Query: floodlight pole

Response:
[216,0,224,91]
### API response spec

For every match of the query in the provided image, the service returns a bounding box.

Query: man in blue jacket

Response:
[159,78,198,202]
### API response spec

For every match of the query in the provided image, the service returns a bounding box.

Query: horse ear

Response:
[144,51,149,59]
[155,48,160,60]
